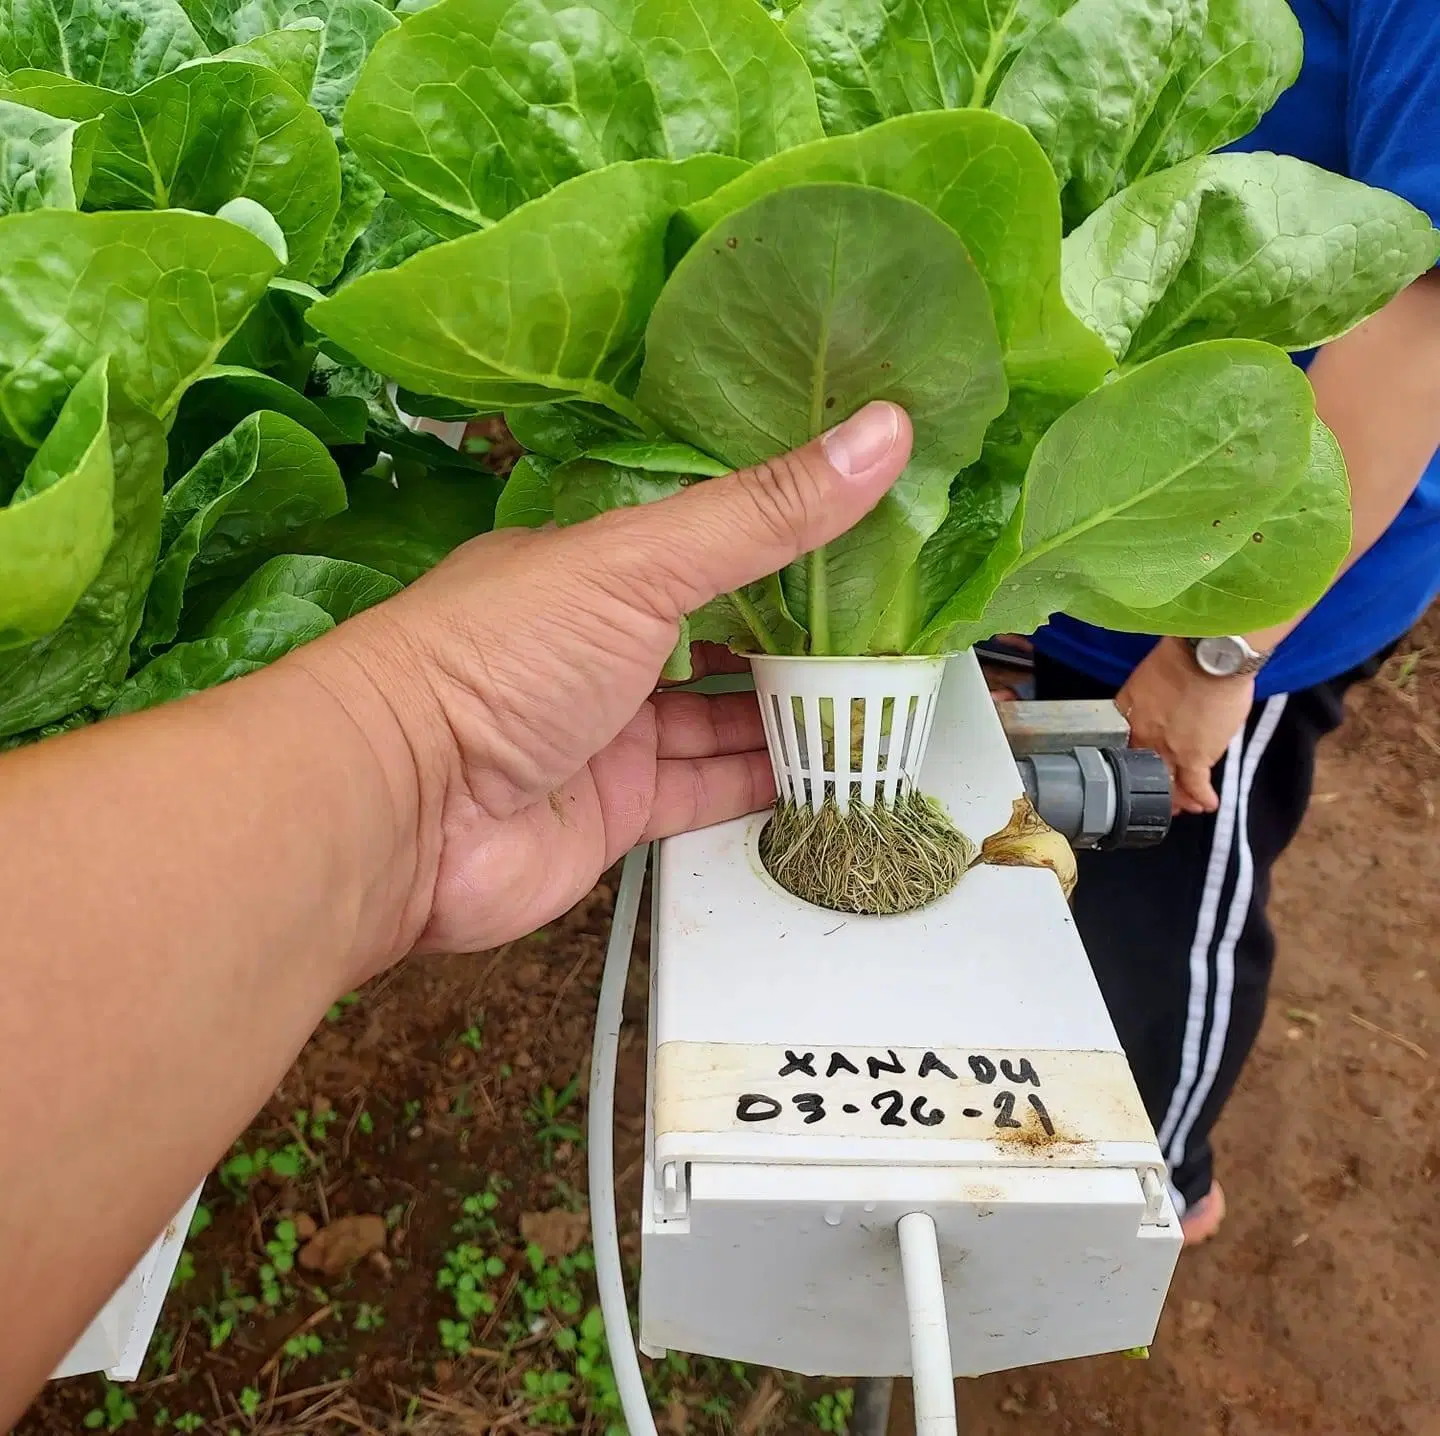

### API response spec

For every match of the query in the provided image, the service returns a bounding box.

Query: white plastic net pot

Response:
[750,655,949,815]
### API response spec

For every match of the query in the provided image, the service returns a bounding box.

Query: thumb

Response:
[595,401,912,618]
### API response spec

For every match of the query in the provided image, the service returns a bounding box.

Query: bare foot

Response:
[1181,1182,1226,1246]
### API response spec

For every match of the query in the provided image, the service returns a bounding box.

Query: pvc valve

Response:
[1016,746,1171,850]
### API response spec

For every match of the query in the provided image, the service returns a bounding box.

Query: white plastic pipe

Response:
[588,846,658,1436]
[898,1212,958,1436]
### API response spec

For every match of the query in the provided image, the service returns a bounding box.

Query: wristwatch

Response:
[1184,635,1272,678]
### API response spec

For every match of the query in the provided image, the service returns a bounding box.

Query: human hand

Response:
[298,401,913,975]
[978,634,1033,702]
[1115,638,1255,816]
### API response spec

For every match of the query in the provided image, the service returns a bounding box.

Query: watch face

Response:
[1194,636,1245,677]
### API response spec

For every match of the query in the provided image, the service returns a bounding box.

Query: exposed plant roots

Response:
[759,791,976,915]
[979,796,1078,899]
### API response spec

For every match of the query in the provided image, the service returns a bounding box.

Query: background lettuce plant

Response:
[0,0,507,744]
[2,0,1438,745]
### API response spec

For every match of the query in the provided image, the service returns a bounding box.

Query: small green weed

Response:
[436,1242,506,1353]
[239,1386,262,1417]
[513,1235,624,1434]
[258,1218,300,1308]
[144,1324,177,1379]
[811,1387,854,1434]
[284,1330,325,1364]
[195,1271,256,1350]
[173,1415,205,1433]
[170,1203,211,1290]
[433,1184,510,1353]
[525,1076,584,1166]
[454,1185,502,1239]
[325,991,361,1023]
[547,1177,587,1212]
[219,1142,307,1194]
[169,1251,196,1291]
[697,1391,737,1422]
[513,1243,590,1337]
[353,1302,386,1332]
[645,1352,754,1414]
[457,1020,484,1052]
[293,1104,337,1145]
[566,1307,624,1434]
[521,1368,575,1427]
[434,1227,504,1348]
[645,1349,689,1404]
[83,1382,137,1431]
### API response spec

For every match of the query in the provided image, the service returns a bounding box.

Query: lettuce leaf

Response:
[0,360,113,648]
[310,156,747,419]
[639,182,1007,653]
[344,0,821,235]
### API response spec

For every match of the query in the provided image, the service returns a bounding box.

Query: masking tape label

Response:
[654,1043,1154,1148]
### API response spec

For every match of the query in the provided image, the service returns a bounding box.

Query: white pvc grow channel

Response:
[588,651,1181,1436]
[50,1187,202,1380]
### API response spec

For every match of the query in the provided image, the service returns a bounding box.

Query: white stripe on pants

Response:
[1155,695,1290,1179]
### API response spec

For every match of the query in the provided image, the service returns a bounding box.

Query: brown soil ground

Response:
[20,616,1440,1436]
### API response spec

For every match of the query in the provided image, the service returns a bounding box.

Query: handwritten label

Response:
[654,1044,1154,1147]
[736,1047,1050,1134]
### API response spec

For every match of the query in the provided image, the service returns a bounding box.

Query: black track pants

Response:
[1031,646,1392,1210]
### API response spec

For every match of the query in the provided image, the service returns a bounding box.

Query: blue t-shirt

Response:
[1035,0,1440,698]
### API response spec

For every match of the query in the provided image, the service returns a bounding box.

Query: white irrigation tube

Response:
[588,844,658,1436]
[898,1212,958,1436]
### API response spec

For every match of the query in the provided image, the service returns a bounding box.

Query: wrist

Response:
[281,615,446,982]
[1244,620,1300,654]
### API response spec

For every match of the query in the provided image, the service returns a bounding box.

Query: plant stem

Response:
[591,386,663,437]
[866,567,921,654]
[805,234,840,657]
[729,589,782,655]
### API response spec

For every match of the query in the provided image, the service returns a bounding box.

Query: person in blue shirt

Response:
[1029,0,1440,1244]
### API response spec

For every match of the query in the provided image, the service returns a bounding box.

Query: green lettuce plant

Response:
[0,0,506,745]
[306,0,1438,674]
[3,0,1439,767]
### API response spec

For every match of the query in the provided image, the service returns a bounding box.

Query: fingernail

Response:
[821,401,900,477]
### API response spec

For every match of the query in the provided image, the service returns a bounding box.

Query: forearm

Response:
[1247,271,1440,651]
[0,650,418,1416]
